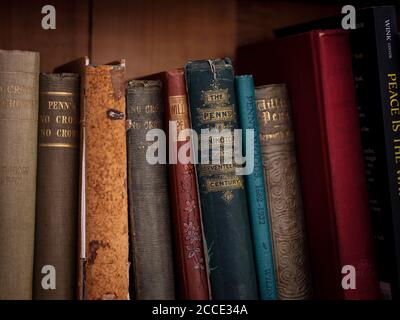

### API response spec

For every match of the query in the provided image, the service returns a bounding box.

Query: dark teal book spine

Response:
[235,75,277,300]
[185,58,258,299]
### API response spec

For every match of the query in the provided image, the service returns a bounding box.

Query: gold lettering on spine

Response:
[199,164,236,176]
[168,95,190,138]
[205,176,244,193]
[203,89,229,106]
[198,106,235,123]
[39,92,79,144]
[197,86,240,203]
[48,100,74,110]
[388,73,400,196]
[256,99,293,143]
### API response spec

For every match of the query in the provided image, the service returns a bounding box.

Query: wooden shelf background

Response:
[1,0,398,79]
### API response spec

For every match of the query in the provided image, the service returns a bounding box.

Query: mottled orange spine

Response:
[81,58,129,300]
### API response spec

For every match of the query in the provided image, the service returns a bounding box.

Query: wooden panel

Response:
[91,0,237,79]
[237,0,341,46]
[0,0,90,73]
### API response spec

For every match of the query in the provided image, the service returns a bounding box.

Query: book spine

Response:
[235,75,277,300]
[372,7,400,298]
[0,50,39,299]
[164,70,210,300]
[82,62,129,300]
[349,7,400,299]
[255,84,312,300]
[317,31,379,300]
[126,80,175,300]
[185,58,258,300]
[34,73,80,300]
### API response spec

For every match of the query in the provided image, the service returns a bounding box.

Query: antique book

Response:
[81,59,129,300]
[163,69,210,300]
[274,6,400,300]
[185,58,258,300]
[235,75,277,300]
[126,80,175,300]
[255,84,311,300]
[0,50,39,300]
[33,73,80,300]
[238,30,380,299]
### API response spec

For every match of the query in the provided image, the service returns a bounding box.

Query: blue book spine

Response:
[235,75,277,300]
[185,59,258,300]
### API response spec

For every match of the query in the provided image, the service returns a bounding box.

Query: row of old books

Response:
[0,53,291,300]
[0,5,399,300]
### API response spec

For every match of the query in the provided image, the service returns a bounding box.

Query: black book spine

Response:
[370,7,400,299]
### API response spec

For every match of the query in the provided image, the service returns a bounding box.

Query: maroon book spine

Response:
[238,30,379,299]
[164,69,210,300]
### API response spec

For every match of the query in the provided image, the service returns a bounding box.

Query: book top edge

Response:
[255,83,288,95]
[127,79,162,89]
[0,49,39,56]
[0,50,40,74]
[40,73,79,78]
[185,58,233,71]
[235,74,253,79]
[85,58,125,70]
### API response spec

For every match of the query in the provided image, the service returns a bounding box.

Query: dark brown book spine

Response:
[164,69,210,300]
[33,73,80,300]
[0,50,39,300]
[81,60,129,300]
[126,80,175,300]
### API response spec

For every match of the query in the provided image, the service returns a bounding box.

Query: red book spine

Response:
[164,69,210,300]
[316,31,379,299]
[237,30,380,299]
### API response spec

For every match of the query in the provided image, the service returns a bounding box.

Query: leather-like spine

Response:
[255,84,312,300]
[185,58,258,300]
[0,50,39,300]
[235,75,277,300]
[126,80,175,300]
[82,62,129,300]
[164,69,210,300]
[34,73,80,300]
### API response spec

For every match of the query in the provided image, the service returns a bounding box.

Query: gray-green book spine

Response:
[0,50,40,299]
[126,80,175,299]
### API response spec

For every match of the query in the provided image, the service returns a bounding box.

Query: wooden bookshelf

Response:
[1,0,398,79]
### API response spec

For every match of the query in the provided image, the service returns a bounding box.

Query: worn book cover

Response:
[255,84,311,300]
[126,80,175,300]
[238,30,380,299]
[81,58,129,300]
[235,75,277,300]
[0,49,39,300]
[163,69,210,300]
[185,58,258,300]
[33,73,80,300]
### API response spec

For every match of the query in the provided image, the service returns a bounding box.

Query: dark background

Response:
[1,0,399,79]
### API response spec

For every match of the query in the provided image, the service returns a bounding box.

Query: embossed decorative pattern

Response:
[256,84,312,299]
